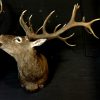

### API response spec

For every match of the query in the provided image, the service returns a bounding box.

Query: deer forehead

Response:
[0,35,31,55]
[0,35,29,43]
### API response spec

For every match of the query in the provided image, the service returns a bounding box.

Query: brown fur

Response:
[0,35,48,92]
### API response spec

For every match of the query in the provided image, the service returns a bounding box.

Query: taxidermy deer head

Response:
[0,0,100,92]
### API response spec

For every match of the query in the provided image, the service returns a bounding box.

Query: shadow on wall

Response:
[93,57,100,100]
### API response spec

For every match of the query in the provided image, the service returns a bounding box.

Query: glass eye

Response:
[15,36,22,43]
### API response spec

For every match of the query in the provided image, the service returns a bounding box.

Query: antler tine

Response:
[31,11,55,34]
[42,10,55,34]
[82,16,94,35]
[19,10,35,38]
[57,33,75,46]
[70,3,80,22]
[82,16,100,39]
[0,0,2,13]
[28,15,33,32]
[54,24,61,32]
[83,18,100,39]
[53,24,76,46]
[36,26,43,34]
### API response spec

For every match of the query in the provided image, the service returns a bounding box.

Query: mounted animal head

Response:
[0,0,100,92]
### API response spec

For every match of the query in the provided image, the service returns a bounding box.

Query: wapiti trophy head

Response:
[0,1,100,57]
[0,0,100,92]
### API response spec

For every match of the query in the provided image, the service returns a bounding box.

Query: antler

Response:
[19,3,100,46]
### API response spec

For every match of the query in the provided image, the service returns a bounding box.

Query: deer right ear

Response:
[30,39,47,48]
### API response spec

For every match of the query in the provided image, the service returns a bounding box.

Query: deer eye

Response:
[15,36,22,43]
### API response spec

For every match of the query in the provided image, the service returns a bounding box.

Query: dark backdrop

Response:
[0,0,100,100]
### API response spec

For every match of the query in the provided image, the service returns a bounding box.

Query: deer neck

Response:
[14,48,38,69]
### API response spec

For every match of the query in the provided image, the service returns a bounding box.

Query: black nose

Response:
[0,43,2,46]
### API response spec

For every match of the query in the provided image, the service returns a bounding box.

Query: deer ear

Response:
[30,39,47,48]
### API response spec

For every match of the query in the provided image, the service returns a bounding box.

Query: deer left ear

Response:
[30,39,47,48]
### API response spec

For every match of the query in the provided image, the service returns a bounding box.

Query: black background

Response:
[0,0,100,100]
